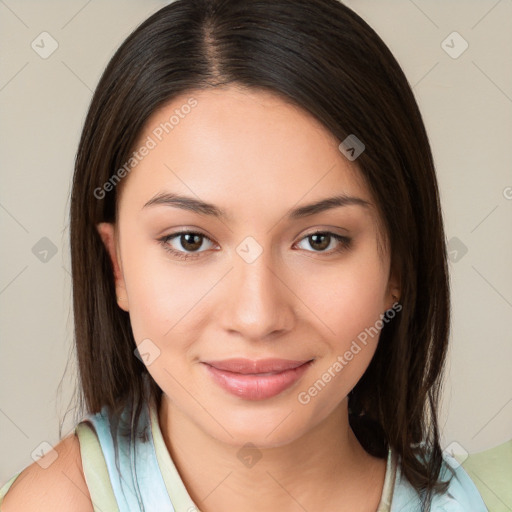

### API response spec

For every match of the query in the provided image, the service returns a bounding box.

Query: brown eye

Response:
[158,231,215,260]
[308,233,330,251]
[179,233,204,252]
[296,231,352,254]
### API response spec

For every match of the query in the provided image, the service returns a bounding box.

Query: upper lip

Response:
[203,358,313,374]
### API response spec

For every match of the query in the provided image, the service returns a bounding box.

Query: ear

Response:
[385,263,401,311]
[96,222,129,312]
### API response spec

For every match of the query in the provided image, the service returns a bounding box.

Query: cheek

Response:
[121,238,232,377]
[127,268,209,346]
[298,246,389,342]
[123,250,208,393]
[119,238,193,341]
[294,247,388,398]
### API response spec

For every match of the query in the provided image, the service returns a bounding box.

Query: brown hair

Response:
[66,0,451,508]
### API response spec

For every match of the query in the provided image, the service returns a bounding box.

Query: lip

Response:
[203,358,312,374]
[202,358,314,400]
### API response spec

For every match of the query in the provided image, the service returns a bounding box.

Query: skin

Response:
[97,85,400,512]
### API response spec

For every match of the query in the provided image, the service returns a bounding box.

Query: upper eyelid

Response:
[164,231,216,248]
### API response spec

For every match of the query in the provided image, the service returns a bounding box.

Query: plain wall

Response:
[1,0,511,483]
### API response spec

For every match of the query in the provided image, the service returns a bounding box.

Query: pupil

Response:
[182,233,201,251]
[311,233,329,251]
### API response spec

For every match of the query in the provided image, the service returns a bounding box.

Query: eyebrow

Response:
[142,192,371,220]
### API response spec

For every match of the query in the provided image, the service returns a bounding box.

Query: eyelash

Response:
[158,230,352,261]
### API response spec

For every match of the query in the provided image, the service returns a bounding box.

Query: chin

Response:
[198,402,312,449]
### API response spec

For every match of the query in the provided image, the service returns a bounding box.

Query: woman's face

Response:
[98,86,399,448]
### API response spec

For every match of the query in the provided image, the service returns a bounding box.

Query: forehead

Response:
[118,86,374,221]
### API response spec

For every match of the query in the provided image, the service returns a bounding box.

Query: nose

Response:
[219,246,295,341]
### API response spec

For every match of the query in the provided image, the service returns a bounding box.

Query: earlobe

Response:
[96,222,129,311]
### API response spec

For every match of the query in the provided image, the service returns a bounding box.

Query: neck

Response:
[158,396,386,512]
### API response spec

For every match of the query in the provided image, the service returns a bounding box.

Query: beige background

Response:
[1,0,511,484]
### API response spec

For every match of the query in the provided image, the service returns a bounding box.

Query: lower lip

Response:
[203,361,313,400]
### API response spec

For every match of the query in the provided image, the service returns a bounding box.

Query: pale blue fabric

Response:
[83,392,489,511]
[84,397,175,511]
[391,453,489,511]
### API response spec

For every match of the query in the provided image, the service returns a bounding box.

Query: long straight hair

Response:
[67,0,451,508]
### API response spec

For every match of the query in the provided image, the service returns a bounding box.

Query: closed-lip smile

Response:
[201,358,314,400]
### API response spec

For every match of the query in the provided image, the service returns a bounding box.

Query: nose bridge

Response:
[220,237,294,339]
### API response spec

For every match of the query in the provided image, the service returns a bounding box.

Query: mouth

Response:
[201,358,315,400]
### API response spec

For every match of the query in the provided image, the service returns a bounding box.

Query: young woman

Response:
[0,0,488,510]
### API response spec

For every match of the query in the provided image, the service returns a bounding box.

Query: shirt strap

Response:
[75,421,120,512]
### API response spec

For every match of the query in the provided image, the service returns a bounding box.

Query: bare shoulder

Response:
[1,432,93,512]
